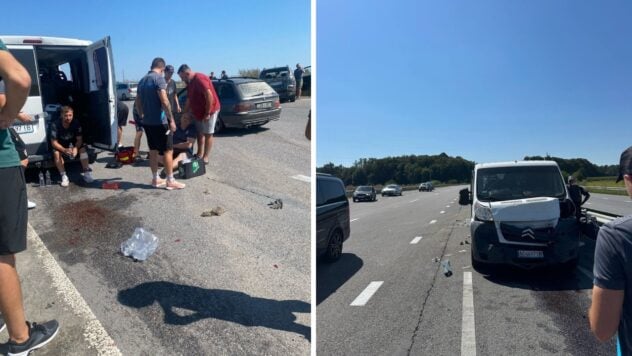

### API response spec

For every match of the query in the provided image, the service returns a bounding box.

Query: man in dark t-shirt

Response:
[158,113,196,170]
[567,176,590,221]
[49,106,94,186]
[589,146,632,354]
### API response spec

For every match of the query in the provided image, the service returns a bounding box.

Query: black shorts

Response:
[0,166,27,255]
[9,128,28,161]
[144,124,173,155]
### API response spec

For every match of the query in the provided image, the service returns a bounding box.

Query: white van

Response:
[1,35,117,166]
[459,161,580,270]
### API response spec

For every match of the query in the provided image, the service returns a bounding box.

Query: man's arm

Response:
[204,89,213,118]
[0,50,30,128]
[134,92,143,118]
[582,188,591,205]
[158,89,175,131]
[589,286,624,341]
[173,137,194,150]
[50,139,70,155]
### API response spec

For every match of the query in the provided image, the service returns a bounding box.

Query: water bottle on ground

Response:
[39,171,45,187]
[45,170,52,186]
[121,227,159,261]
[441,260,453,277]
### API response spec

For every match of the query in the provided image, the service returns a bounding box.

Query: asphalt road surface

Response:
[584,192,631,216]
[24,99,311,355]
[317,186,616,355]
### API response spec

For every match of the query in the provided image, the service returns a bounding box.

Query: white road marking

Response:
[350,281,384,306]
[410,199,419,203]
[410,236,423,244]
[585,202,592,205]
[291,174,311,183]
[440,211,446,214]
[459,250,467,253]
[351,218,359,222]
[27,224,122,355]
[446,205,451,208]
[429,220,437,224]
[461,272,477,356]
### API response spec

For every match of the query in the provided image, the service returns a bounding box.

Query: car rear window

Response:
[260,69,290,79]
[237,82,276,97]
[318,178,346,206]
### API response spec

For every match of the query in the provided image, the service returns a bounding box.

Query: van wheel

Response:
[214,117,224,133]
[324,230,343,262]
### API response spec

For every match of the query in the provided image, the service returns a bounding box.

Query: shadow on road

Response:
[215,126,269,138]
[317,253,363,305]
[480,236,597,291]
[117,281,310,341]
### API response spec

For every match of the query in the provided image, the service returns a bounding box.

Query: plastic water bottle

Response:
[121,227,159,261]
[441,260,453,277]
[39,171,45,187]
[45,170,52,186]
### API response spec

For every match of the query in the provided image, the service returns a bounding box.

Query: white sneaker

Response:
[61,175,69,187]
[83,171,94,183]
[27,200,36,209]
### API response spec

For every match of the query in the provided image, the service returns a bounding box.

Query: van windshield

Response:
[476,166,566,202]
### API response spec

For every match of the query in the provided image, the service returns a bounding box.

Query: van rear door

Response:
[83,36,116,150]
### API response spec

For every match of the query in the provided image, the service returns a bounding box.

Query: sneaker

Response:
[166,179,186,190]
[0,315,5,333]
[27,200,36,209]
[60,175,69,187]
[151,177,166,188]
[83,170,94,183]
[7,320,59,356]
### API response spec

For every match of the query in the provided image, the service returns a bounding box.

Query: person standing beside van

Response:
[0,38,60,356]
[164,65,181,121]
[49,106,94,186]
[116,99,128,149]
[294,63,304,100]
[136,57,185,190]
[589,146,632,355]
[567,176,590,221]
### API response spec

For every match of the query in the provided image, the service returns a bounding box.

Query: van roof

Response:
[0,36,91,46]
[475,160,559,170]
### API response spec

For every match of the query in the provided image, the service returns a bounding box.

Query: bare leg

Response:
[196,134,204,157]
[149,150,159,176]
[134,131,143,157]
[117,126,123,147]
[53,151,65,174]
[202,134,213,163]
[0,255,29,343]
[164,149,174,176]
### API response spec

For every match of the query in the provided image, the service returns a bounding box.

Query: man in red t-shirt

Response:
[177,64,220,165]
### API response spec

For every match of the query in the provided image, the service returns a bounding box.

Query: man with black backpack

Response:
[567,176,590,221]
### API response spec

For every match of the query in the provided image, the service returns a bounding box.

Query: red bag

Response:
[116,147,135,164]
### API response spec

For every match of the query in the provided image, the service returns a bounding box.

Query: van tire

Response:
[214,117,224,133]
[324,229,343,262]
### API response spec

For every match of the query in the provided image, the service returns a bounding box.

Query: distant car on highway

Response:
[259,66,296,102]
[382,184,403,196]
[116,82,137,101]
[178,78,281,133]
[353,185,377,202]
[419,182,434,191]
[317,173,351,262]
[459,160,580,272]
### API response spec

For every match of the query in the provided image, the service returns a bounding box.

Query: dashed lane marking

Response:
[350,282,384,306]
[410,199,419,203]
[351,219,359,222]
[429,220,437,224]
[461,272,476,356]
[440,211,445,214]
[291,174,311,183]
[410,236,423,244]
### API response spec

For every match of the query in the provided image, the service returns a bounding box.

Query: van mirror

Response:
[459,188,472,205]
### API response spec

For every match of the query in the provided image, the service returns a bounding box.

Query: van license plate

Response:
[256,102,272,109]
[14,124,33,134]
[518,250,543,258]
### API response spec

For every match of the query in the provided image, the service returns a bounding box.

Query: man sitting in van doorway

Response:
[49,106,94,186]
[567,176,590,221]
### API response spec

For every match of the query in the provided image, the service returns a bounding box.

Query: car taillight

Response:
[274,100,280,108]
[234,103,253,113]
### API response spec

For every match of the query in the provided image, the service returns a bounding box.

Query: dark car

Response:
[353,185,377,202]
[301,66,311,96]
[259,66,296,102]
[419,182,434,191]
[179,78,281,133]
[317,173,351,262]
[382,184,403,196]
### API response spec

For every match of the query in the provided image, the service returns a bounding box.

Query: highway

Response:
[317,186,616,355]
[584,192,631,217]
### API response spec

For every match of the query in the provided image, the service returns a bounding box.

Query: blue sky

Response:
[316,0,632,166]
[2,0,310,82]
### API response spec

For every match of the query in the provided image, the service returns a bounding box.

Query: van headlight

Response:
[474,202,494,222]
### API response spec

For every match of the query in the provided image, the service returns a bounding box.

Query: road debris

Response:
[121,227,158,261]
[441,260,453,277]
[201,206,225,217]
[268,199,283,209]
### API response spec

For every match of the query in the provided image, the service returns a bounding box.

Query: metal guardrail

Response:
[585,208,621,225]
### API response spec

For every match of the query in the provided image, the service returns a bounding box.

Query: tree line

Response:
[318,153,618,187]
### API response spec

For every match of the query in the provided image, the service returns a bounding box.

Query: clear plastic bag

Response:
[121,227,158,261]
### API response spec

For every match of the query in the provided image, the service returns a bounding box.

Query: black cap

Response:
[616,146,632,183]
[165,65,174,73]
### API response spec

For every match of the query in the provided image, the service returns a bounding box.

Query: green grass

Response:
[582,177,626,196]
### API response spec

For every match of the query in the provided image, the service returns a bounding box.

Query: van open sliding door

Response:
[83,36,116,150]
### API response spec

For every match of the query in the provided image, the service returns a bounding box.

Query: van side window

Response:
[93,47,109,89]
[320,179,346,205]
[9,49,40,97]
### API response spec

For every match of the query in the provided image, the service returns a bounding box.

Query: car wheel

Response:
[325,229,343,262]
[214,117,224,133]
